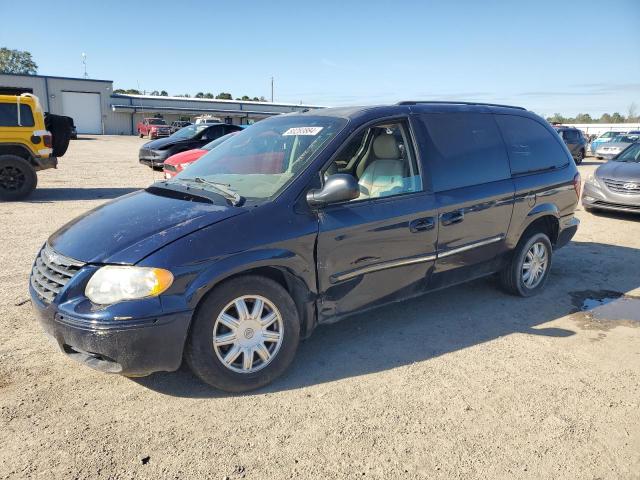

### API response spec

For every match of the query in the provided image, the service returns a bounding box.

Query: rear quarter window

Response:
[495,115,569,175]
[419,112,511,191]
[0,103,35,127]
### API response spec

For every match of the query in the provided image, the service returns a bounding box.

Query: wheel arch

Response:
[0,144,36,165]
[515,204,560,247]
[184,252,318,340]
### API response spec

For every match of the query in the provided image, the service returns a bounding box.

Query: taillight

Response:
[43,133,52,148]
[573,172,581,199]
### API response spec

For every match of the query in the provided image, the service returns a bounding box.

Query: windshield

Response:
[203,132,237,151]
[600,131,619,139]
[148,119,166,125]
[171,115,346,203]
[170,124,209,139]
[614,143,640,162]
[612,135,638,143]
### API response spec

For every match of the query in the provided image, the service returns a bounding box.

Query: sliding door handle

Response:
[441,210,464,226]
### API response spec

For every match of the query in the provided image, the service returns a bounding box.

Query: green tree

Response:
[113,88,141,95]
[610,112,625,123]
[150,90,160,96]
[195,92,205,98]
[600,113,612,123]
[574,113,593,123]
[203,92,214,99]
[215,92,233,100]
[0,47,38,75]
[547,113,566,124]
[160,90,168,96]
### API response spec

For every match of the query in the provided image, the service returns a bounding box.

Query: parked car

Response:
[163,132,238,179]
[195,115,222,125]
[0,94,71,200]
[593,134,640,160]
[553,126,587,164]
[137,118,171,139]
[583,141,640,213]
[139,123,242,168]
[29,101,580,392]
[169,120,192,134]
[590,131,625,157]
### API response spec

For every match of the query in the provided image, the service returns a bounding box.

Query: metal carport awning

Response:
[111,104,284,117]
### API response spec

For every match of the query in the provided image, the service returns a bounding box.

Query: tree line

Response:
[113,88,268,102]
[547,103,639,124]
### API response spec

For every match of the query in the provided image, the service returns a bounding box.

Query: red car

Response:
[137,118,171,139]
[163,132,238,179]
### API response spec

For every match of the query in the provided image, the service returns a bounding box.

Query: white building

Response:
[0,73,319,135]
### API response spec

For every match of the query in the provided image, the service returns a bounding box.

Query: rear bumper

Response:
[34,155,58,171]
[556,215,579,249]
[29,287,192,376]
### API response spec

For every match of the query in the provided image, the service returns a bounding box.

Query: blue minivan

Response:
[30,102,580,392]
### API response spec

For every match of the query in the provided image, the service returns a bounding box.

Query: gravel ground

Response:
[1,136,639,480]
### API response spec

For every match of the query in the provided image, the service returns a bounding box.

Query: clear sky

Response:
[1,0,638,117]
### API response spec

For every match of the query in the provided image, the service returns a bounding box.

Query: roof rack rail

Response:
[397,100,526,110]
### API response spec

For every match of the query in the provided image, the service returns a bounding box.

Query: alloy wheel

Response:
[212,295,284,374]
[521,241,548,289]
[0,165,26,191]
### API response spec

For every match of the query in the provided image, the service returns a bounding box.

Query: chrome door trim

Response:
[437,235,504,259]
[331,253,437,283]
[330,235,504,283]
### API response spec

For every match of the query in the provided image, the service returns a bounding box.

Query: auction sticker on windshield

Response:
[283,127,324,136]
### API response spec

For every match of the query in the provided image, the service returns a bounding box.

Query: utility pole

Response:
[271,76,274,102]
[81,53,88,79]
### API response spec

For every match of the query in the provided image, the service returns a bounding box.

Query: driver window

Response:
[324,120,422,201]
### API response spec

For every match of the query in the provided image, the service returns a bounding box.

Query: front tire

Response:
[500,232,553,297]
[185,275,300,392]
[0,155,37,201]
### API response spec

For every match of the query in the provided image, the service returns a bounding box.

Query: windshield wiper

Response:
[180,177,245,206]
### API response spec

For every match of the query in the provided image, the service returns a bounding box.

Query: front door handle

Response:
[441,210,465,226]
[409,217,435,233]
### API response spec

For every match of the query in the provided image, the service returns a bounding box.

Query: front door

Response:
[315,118,438,320]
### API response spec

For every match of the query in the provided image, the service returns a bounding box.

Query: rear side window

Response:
[496,115,569,175]
[419,113,510,191]
[0,103,35,127]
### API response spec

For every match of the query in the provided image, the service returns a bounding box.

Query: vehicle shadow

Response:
[132,240,640,398]
[586,209,640,223]
[26,187,139,202]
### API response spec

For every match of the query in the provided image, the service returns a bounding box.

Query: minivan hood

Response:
[48,189,245,264]
[596,161,640,182]
[144,136,193,150]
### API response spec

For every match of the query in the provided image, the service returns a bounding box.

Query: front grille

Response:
[30,245,84,304]
[593,201,640,212]
[603,178,640,195]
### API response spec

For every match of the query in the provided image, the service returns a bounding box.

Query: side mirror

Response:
[306,174,359,208]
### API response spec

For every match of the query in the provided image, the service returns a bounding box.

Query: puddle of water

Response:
[570,290,640,331]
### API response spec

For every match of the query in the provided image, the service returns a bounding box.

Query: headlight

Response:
[587,174,601,187]
[85,266,174,305]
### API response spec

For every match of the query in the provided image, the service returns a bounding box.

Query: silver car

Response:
[594,134,639,160]
[583,142,640,213]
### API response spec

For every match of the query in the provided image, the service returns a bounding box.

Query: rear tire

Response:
[574,149,584,165]
[500,232,552,297]
[185,275,300,392]
[0,155,37,201]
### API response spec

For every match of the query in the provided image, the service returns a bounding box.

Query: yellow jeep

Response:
[0,94,71,200]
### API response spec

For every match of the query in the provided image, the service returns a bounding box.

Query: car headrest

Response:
[373,134,400,159]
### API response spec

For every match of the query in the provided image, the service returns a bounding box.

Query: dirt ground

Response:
[1,136,639,480]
